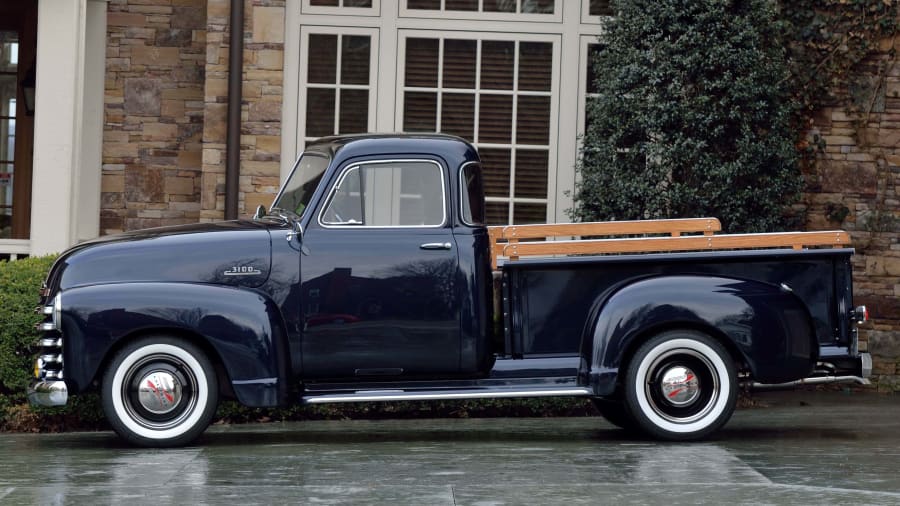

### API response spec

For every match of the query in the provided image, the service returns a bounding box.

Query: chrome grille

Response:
[33,293,63,381]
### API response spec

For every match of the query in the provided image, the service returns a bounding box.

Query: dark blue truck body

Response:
[28,134,870,446]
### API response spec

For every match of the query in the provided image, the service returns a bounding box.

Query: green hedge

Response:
[0,255,595,432]
[0,255,107,432]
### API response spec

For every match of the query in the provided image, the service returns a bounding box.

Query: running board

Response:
[302,386,593,405]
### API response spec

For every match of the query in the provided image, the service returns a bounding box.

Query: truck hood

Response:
[53,220,276,290]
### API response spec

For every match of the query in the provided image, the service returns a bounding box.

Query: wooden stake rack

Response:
[487,218,851,270]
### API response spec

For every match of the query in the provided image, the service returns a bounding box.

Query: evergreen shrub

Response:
[572,0,802,233]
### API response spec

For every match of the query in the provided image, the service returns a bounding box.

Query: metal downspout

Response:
[225,0,244,220]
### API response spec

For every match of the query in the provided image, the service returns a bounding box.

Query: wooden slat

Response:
[501,230,851,260]
[489,218,721,240]
[488,226,503,270]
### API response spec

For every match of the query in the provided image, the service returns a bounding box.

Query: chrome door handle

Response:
[420,242,452,250]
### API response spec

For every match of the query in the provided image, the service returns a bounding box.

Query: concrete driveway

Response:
[2,391,899,505]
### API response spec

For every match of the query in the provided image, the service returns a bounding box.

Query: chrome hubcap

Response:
[660,366,700,406]
[645,348,720,424]
[137,371,182,414]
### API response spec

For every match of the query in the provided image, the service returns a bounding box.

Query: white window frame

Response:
[396,30,560,224]
[301,0,381,16]
[296,26,380,153]
[400,0,562,23]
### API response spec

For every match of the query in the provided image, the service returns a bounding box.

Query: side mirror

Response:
[253,205,267,220]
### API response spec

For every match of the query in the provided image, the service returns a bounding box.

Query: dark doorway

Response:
[0,1,37,240]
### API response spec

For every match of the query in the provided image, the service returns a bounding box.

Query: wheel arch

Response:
[60,282,291,407]
[583,274,818,396]
[92,327,237,401]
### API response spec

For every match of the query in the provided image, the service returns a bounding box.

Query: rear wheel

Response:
[623,330,737,441]
[101,336,219,447]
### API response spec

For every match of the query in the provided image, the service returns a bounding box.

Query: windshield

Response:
[272,153,330,217]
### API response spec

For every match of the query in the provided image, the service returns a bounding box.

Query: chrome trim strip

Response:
[42,305,53,315]
[27,380,68,407]
[231,377,278,385]
[36,322,56,332]
[39,354,63,364]
[53,292,62,329]
[303,387,593,404]
[39,337,62,348]
[750,376,870,390]
[44,370,64,380]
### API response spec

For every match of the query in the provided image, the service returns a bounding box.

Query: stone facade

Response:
[201,0,285,221]
[103,0,284,229]
[102,0,207,234]
[804,38,900,391]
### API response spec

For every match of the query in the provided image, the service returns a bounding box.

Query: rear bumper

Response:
[27,380,68,407]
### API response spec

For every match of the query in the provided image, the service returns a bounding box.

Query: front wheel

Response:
[624,330,737,441]
[101,336,219,447]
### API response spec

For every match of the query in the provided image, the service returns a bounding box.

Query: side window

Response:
[321,160,446,227]
[460,162,485,226]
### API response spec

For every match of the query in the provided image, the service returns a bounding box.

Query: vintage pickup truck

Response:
[28,134,870,447]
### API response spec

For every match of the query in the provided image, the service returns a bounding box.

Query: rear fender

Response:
[60,283,290,407]
[584,275,817,396]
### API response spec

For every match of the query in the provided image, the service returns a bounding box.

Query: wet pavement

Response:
[2,391,900,505]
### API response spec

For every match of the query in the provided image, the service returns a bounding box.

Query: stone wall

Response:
[201,0,285,222]
[101,0,207,234]
[804,38,900,391]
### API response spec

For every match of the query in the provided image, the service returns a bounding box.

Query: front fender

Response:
[60,282,290,407]
[585,275,817,396]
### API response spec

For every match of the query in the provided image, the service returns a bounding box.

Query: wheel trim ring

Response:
[110,344,209,441]
[634,338,731,434]
[644,349,719,424]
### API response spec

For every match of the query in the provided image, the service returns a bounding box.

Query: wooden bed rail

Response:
[487,219,850,270]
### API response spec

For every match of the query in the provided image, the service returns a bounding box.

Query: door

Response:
[299,159,461,379]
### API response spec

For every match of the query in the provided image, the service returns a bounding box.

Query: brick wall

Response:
[101,0,207,234]
[804,38,900,391]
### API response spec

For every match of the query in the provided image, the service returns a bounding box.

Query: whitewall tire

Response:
[101,336,219,447]
[624,330,737,441]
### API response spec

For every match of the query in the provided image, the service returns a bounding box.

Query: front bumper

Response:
[27,380,68,407]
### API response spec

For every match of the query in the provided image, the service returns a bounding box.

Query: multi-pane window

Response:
[309,0,373,6]
[399,33,557,225]
[0,32,18,239]
[302,0,380,15]
[402,0,559,21]
[299,27,378,145]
